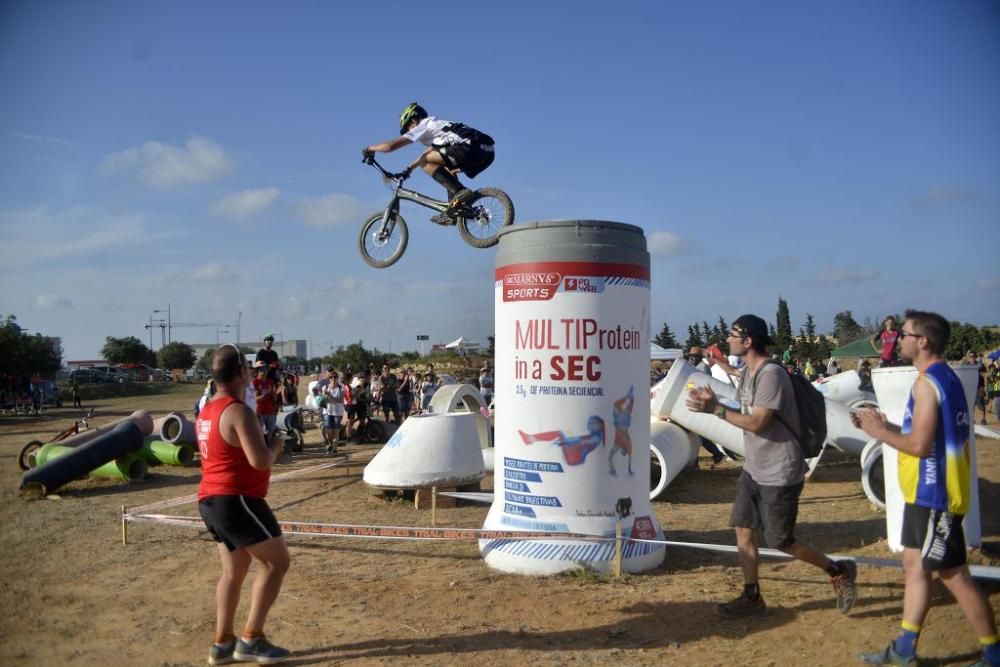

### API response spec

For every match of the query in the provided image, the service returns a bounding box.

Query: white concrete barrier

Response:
[362,412,485,488]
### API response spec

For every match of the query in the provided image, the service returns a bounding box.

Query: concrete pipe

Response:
[859,438,885,509]
[649,420,700,500]
[21,420,146,493]
[45,410,154,450]
[138,438,195,466]
[34,443,148,481]
[153,412,196,445]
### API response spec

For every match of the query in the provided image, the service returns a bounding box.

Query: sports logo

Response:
[502,272,562,302]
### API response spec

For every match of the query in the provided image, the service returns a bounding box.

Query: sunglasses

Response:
[898,330,923,339]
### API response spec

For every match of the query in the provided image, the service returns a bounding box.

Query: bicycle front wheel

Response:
[358,211,409,269]
[458,187,514,249]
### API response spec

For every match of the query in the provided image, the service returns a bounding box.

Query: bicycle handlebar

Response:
[362,154,410,184]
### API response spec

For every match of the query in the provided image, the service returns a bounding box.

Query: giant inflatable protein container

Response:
[480,220,665,575]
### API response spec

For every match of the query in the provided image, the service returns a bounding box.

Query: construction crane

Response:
[144,321,235,347]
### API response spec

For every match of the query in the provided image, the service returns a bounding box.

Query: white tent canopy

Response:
[651,343,683,361]
[445,336,480,355]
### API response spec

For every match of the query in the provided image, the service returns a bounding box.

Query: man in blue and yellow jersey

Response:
[854,310,998,667]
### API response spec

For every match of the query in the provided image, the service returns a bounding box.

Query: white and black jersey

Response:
[403,116,494,149]
[405,116,496,178]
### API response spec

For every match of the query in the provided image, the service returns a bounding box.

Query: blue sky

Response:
[1,1,998,360]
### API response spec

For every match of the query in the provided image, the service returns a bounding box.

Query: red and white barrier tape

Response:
[126,457,355,515]
[124,511,1000,580]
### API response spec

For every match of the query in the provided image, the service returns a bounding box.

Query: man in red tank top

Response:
[197,344,292,665]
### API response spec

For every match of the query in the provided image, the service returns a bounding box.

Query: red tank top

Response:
[197,395,270,499]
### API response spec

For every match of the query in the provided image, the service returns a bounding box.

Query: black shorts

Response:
[729,471,802,549]
[199,495,282,552]
[901,503,967,571]
[437,141,495,178]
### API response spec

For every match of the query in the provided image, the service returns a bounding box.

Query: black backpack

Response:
[751,360,828,458]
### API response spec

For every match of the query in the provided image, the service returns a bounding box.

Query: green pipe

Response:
[35,444,147,480]
[138,438,194,466]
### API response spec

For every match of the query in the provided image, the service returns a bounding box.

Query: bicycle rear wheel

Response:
[358,211,409,269]
[458,187,514,249]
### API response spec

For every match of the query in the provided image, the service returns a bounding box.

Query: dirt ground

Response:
[1,384,998,667]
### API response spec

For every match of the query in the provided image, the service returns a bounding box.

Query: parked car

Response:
[88,366,134,383]
[29,379,62,407]
[69,369,115,385]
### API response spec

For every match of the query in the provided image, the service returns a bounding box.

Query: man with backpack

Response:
[686,314,857,618]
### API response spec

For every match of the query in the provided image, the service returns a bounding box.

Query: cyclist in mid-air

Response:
[363,103,495,224]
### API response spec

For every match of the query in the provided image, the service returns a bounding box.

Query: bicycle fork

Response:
[377,196,401,240]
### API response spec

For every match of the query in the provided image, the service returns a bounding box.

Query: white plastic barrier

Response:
[363,412,485,488]
[650,360,746,457]
[304,380,321,412]
[860,438,885,509]
[649,420,700,500]
[873,365,981,551]
[813,370,877,407]
[824,400,870,457]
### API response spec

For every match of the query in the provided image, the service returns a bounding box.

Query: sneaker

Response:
[714,592,767,618]
[429,212,456,225]
[859,642,916,666]
[208,639,236,665]
[448,188,475,210]
[233,636,291,664]
[831,559,858,613]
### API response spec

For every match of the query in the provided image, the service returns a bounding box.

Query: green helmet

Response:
[399,103,428,135]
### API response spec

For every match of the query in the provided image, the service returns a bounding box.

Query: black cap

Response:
[732,314,774,346]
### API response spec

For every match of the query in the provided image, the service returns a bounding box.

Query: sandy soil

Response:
[0,384,997,666]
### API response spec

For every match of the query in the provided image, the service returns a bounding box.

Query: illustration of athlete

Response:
[518,415,606,466]
[608,386,635,476]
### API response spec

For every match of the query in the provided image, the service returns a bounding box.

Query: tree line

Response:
[652,298,1000,362]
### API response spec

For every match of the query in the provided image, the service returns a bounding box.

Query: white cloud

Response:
[818,266,880,285]
[647,231,687,257]
[337,276,362,292]
[8,131,76,146]
[100,136,235,189]
[0,205,176,267]
[163,262,240,286]
[191,263,240,283]
[211,188,280,219]
[976,277,1000,291]
[293,194,367,228]
[34,294,74,311]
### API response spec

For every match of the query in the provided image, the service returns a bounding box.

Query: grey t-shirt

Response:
[737,362,805,486]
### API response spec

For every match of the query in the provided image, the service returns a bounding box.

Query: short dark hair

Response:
[905,309,950,356]
[212,344,244,383]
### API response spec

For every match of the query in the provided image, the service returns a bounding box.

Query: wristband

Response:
[715,405,727,419]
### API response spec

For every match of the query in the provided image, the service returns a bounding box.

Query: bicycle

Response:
[18,408,94,470]
[358,155,514,269]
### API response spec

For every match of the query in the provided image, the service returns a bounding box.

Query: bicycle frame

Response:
[366,158,451,228]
